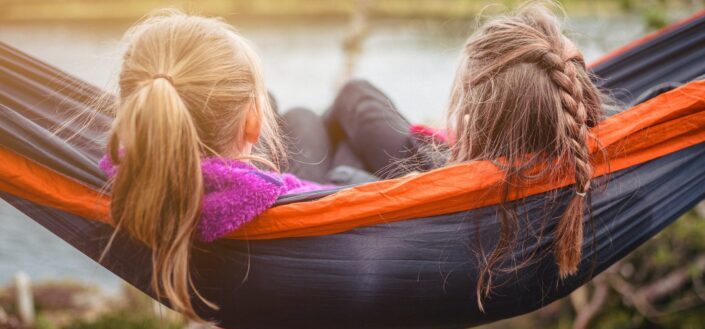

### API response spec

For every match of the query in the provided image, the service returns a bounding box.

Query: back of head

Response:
[106,10,282,322]
[447,1,607,306]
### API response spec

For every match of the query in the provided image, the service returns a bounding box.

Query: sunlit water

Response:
[0,15,648,292]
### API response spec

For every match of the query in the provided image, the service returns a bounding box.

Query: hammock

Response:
[1,11,705,328]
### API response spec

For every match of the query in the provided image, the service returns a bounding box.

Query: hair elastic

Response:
[575,190,587,197]
[152,73,174,85]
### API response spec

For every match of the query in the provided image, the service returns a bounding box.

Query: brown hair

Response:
[105,10,283,322]
[447,2,607,307]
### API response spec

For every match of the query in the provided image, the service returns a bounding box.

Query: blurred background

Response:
[1,0,705,328]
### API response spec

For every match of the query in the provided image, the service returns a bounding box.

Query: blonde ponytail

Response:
[109,76,209,319]
[106,10,283,322]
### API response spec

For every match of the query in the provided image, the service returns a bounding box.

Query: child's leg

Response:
[325,79,431,178]
[330,140,366,171]
[280,107,334,184]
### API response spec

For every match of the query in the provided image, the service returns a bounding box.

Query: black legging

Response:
[280,79,431,184]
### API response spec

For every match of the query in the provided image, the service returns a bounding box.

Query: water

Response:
[0,15,648,292]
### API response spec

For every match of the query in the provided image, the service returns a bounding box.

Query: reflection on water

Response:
[0,15,646,291]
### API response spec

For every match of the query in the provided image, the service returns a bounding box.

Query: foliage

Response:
[644,7,669,29]
[36,314,59,329]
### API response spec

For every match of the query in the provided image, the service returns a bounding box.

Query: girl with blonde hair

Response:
[100,10,331,321]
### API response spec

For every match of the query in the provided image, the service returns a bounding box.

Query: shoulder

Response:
[198,158,285,242]
[279,173,331,194]
[201,158,283,191]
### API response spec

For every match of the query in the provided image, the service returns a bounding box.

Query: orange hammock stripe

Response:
[1,80,705,240]
[237,80,705,239]
[0,148,109,223]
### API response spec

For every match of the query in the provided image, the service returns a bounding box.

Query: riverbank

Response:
[0,275,184,329]
[0,0,701,23]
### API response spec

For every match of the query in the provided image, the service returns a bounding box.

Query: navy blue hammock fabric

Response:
[2,11,705,329]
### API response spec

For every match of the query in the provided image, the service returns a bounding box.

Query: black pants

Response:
[281,80,430,184]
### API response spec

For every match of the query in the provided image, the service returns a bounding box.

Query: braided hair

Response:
[447,1,606,308]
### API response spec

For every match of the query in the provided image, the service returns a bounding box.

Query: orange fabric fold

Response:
[233,80,705,239]
[1,80,705,240]
[0,148,110,222]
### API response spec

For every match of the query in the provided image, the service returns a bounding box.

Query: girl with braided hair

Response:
[445,1,611,306]
[287,3,613,307]
[287,4,611,294]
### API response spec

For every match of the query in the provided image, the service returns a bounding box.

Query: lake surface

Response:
[0,14,651,292]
